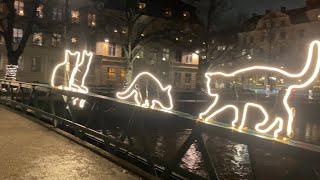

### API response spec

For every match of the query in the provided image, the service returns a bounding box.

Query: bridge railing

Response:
[0,79,319,179]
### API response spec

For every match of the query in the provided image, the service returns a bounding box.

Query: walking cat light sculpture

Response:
[116,72,173,111]
[51,50,93,108]
[199,40,320,139]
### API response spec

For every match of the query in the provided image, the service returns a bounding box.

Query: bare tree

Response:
[0,0,40,79]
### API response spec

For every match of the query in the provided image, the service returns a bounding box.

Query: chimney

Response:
[280,7,286,13]
[265,10,271,14]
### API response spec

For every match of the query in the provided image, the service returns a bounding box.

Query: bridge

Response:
[0,79,319,179]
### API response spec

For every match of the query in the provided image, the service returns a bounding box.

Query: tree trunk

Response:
[125,60,134,86]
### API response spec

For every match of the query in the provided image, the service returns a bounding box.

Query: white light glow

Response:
[51,50,93,108]
[5,65,19,81]
[199,40,320,139]
[116,72,173,111]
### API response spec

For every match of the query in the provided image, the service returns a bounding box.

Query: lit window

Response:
[162,48,169,60]
[138,2,146,9]
[71,10,80,24]
[31,57,41,72]
[317,14,320,20]
[107,67,115,80]
[14,0,24,16]
[71,37,77,43]
[185,73,192,83]
[88,14,96,27]
[186,54,192,64]
[217,46,226,51]
[33,32,42,46]
[108,43,116,56]
[37,5,44,18]
[13,28,23,43]
[120,69,125,80]
[52,33,61,47]
[53,8,62,21]
[164,8,172,17]
[182,11,190,17]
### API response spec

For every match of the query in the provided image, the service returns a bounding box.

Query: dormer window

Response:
[138,2,146,9]
[164,8,172,17]
[182,11,190,18]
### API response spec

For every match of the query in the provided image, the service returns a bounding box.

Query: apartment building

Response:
[0,0,199,91]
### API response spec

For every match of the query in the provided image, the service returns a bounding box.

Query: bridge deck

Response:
[0,105,138,180]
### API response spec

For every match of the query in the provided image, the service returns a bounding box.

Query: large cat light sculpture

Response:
[116,72,173,111]
[51,50,93,108]
[199,40,320,139]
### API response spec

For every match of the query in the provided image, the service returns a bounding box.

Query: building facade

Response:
[0,0,199,92]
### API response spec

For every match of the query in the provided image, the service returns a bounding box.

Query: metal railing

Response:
[0,79,319,179]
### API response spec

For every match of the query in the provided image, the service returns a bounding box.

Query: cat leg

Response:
[239,103,269,131]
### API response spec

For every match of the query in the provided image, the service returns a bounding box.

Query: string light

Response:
[116,72,173,111]
[199,40,320,138]
[5,65,19,81]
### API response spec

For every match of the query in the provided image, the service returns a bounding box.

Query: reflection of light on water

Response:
[303,121,320,144]
[181,144,202,170]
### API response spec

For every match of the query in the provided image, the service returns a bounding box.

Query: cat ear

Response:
[164,85,172,92]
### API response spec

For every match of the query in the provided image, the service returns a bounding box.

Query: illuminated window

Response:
[164,8,172,17]
[108,43,116,56]
[218,46,226,51]
[31,57,41,72]
[71,37,77,44]
[37,5,44,18]
[107,67,115,80]
[186,54,192,64]
[182,11,190,17]
[185,73,191,83]
[71,10,80,24]
[52,33,61,47]
[33,32,42,46]
[138,2,146,9]
[13,28,23,43]
[14,0,24,16]
[88,14,96,27]
[256,76,265,86]
[162,48,169,61]
[120,69,125,80]
[52,8,62,21]
[317,14,320,20]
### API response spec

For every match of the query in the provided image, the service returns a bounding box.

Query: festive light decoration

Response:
[51,50,93,108]
[116,72,173,111]
[199,40,320,138]
[5,65,19,81]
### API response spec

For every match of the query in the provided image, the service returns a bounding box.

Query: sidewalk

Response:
[0,106,139,180]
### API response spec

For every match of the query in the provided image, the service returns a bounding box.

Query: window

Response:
[182,11,190,18]
[175,73,181,84]
[37,5,44,18]
[0,54,3,70]
[18,56,24,71]
[14,0,24,16]
[88,14,96,27]
[162,48,169,60]
[71,10,80,24]
[176,50,182,63]
[108,43,116,56]
[186,54,192,64]
[185,73,191,83]
[71,37,77,44]
[13,28,23,43]
[317,14,320,21]
[33,33,42,46]
[107,67,115,80]
[138,2,146,9]
[31,57,41,72]
[164,8,172,17]
[120,69,125,80]
[52,33,61,47]
[218,46,226,51]
[52,8,62,21]
[280,32,286,39]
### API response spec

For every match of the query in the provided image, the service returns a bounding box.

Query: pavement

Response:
[0,105,139,180]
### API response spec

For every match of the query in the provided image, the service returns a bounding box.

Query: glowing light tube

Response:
[116,72,173,111]
[199,40,320,138]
